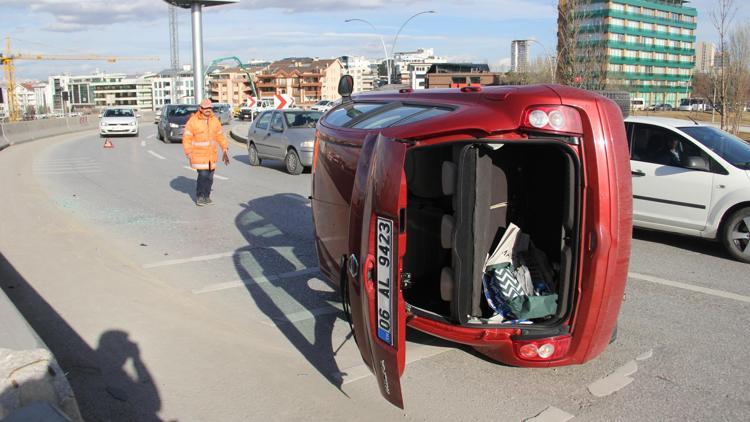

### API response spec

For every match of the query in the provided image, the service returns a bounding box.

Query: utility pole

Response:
[169,5,180,103]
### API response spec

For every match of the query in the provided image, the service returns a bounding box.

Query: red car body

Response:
[311,84,632,408]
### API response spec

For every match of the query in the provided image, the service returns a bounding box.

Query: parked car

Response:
[310,77,633,408]
[157,104,199,143]
[238,98,275,121]
[310,99,335,112]
[678,97,708,111]
[246,110,322,174]
[625,116,750,262]
[99,108,139,137]
[647,103,673,111]
[211,102,232,125]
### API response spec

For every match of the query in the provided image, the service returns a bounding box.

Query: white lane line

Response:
[147,134,155,139]
[524,406,575,422]
[33,169,102,175]
[141,140,146,146]
[147,150,166,160]
[192,267,320,294]
[629,272,750,304]
[265,305,343,326]
[182,166,228,180]
[340,341,451,385]
[143,251,236,268]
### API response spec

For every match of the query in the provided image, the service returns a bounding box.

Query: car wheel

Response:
[247,142,261,166]
[157,128,164,141]
[285,149,303,175]
[721,207,750,263]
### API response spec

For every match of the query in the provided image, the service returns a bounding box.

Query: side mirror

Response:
[685,156,710,172]
[338,75,354,100]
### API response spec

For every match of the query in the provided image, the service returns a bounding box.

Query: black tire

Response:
[285,149,303,175]
[157,127,164,141]
[247,142,262,166]
[721,207,750,263]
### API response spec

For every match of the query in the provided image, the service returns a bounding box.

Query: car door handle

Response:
[631,170,646,177]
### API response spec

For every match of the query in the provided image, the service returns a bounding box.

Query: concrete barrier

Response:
[0,289,82,421]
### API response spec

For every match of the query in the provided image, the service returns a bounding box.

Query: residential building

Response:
[424,63,502,88]
[255,57,343,105]
[207,64,265,107]
[560,0,697,107]
[340,56,376,93]
[408,63,432,90]
[0,83,8,120]
[511,40,530,73]
[391,48,447,84]
[91,76,152,111]
[695,41,715,73]
[46,75,70,113]
[147,66,196,109]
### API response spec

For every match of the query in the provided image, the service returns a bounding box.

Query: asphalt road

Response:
[0,120,748,421]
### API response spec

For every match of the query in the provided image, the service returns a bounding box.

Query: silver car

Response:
[211,102,232,125]
[246,110,322,175]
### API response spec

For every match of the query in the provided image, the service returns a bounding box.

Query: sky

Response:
[2,0,748,81]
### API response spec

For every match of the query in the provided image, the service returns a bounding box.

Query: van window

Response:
[324,102,385,127]
[352,105,451,129]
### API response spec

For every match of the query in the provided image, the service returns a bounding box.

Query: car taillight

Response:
[513,335,571,361]
[522,105,583,135]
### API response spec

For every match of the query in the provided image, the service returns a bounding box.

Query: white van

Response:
[625,116,750,262]
[630,97,646,111]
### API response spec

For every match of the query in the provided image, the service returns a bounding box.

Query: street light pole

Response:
[390,11,435,84]
[524,39,556,81]
[344,18,390,86]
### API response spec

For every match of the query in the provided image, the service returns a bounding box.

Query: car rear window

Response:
[324,103,385,127]
[353,106,451,129]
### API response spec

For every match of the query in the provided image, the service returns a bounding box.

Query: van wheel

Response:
[721,207,750,263]
[285,149,303,175]
[247,142,261,166]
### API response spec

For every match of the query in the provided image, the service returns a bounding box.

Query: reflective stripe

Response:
[192,163,210,170]
[184,130,193,136]
[193,141,211,147]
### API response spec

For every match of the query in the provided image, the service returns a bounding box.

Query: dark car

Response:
[238,107,254,121]
[648,103,673,111]
[157,104,199,143]
[310,78,633,408]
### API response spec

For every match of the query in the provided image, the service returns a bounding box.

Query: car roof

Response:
[624,115,708,128]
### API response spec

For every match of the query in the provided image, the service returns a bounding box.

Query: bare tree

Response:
[712,0,738,130]
[557,0,610,90]
[727,24,750,134]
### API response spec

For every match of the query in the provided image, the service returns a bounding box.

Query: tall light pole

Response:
[344,18,390,86]
[162,0,237,104]
[390,10,435,82]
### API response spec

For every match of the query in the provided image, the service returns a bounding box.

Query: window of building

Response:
[625,35,638,43]
[610,18,625,26]
[641,22,654,31]
[611,3,624,12]
[643,37,654,45]
[656,24,667,32]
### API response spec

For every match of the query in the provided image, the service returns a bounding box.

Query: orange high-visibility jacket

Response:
[182,112,228,170]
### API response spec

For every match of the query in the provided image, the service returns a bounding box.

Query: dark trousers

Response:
[196,169,214,199]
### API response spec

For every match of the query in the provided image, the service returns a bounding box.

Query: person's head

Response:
[199,99,213,117]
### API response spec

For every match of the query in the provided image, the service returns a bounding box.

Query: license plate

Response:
[376,217,394,346]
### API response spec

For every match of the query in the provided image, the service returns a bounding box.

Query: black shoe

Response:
[196,197,206,206]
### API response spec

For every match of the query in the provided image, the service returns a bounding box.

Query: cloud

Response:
[236,0,400,13]
[6,0,163,31]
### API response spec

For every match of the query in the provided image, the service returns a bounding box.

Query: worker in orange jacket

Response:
[182,98,230,206]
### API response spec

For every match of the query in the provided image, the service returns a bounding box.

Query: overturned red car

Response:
[310,77,632,408]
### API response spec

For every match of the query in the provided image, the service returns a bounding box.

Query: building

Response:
[147,66,196,109]
[407,63,432,90]
[340,56,376,93]
[391,48,447,85]
[511,40,530,73]
[255,58,343,105]
[695,41,715,73]
[424,63,502,89]
[207,64,265,108]
[560,0,697,107]
[46,72,153,113]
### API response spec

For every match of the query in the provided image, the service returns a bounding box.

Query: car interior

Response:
[401,141,580,326]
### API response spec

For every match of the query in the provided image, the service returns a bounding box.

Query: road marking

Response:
[182,166,228,180]
[340,341,451,385]
[141,140,146,147]
[143,251,237,268]
[588,360,638,397]
[192,267,320,294]
[629,272,750,303]
[147,134,155,139]
[524,406,575,422]
[143,246,308,269]
[147,150,166,160]
[33,169,102,175]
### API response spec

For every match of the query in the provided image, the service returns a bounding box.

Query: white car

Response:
[310,100,335,112]
[625,116,750,262]
[100,108,139,137]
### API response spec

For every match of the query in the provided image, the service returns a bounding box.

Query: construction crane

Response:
[1,37,159,121]
[205,56,259,103]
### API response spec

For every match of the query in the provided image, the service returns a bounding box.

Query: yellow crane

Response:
[1,37,159,121]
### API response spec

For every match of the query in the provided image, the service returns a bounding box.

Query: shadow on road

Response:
[169,176,197,202]
[0,252,163,422]
[232,193,347,392]
[632,228,730,260]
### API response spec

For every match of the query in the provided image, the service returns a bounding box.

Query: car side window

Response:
[256,112,271,130]
[323,102,386,127]
[631,123,712,170]
[271,113,285,130]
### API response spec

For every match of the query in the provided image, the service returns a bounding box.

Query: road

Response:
[0,121,748,421]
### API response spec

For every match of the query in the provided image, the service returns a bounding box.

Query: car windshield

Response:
[103,109,134,117]
[679,126,750,170]
[169,106,199,116]
[212,105,229,112]
[284,111,322,128]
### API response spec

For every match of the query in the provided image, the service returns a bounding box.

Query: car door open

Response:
[346,133,408,408]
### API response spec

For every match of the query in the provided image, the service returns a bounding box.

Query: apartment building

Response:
[255,58,343,105]
[340,56,376,93]
[511,40,530,73]
[695,41,715,73]
[424,63,502,88]
[148,67,196,109]
[392,48,447,85]
[207,65,265,107]
[565,0,697,106]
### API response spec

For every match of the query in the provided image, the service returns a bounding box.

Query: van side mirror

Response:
[338,75,354,100]
[685,156,709,172]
